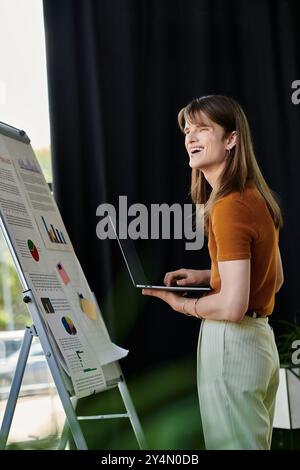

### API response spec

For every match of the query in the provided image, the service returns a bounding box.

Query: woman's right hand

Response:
[163,268,210,287]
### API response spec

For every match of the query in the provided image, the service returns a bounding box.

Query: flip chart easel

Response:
[0,121,146,450]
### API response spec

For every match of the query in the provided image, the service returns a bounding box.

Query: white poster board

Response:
[0,123,128,399]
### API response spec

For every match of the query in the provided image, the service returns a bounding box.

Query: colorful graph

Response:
[27,239,39,261]
[41,297,55,314]
[41,216,67,245]
[77,294,97,320]
[61,316,77,335]
[56,262,70,285]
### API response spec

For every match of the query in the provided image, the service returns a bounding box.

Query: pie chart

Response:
[61,316,77,335]
[27,239,39,262]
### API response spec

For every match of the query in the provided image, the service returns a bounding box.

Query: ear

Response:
[226,130,237,150]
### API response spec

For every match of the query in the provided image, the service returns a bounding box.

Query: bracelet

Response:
[194,297,201,318]
[182,298,201,318]
[182,299,192,317]
[182,299,193,317]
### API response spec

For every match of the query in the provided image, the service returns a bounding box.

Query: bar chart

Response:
[41,215,67,245]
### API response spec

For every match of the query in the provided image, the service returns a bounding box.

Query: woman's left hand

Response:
[142,288,185,313]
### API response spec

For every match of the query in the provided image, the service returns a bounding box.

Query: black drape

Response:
[43,0,300,376]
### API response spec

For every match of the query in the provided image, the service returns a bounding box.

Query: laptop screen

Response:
[109,217,148,286]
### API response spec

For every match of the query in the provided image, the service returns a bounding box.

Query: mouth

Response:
[189,146,204,157]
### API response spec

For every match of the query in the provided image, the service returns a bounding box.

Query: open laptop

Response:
[109,217,211,294]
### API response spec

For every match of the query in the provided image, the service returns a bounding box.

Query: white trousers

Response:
[197,315,280,450]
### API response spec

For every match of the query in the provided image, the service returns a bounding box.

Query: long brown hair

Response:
[177,95,283,232]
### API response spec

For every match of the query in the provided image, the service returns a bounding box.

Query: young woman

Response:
[142,95,284,450]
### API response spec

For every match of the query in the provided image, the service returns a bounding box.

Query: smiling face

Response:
[184,111,230,172]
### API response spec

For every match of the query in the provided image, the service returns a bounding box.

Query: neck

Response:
[201,162,225,190]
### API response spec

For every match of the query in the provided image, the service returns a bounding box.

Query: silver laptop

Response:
[109,217,211,294]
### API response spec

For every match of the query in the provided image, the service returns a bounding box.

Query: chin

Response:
[189,160,205,170]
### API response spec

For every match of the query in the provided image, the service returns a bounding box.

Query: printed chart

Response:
[61,316,77,335]
[27,239,39,261]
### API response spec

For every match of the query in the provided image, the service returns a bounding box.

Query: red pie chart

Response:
[27,239,39,262]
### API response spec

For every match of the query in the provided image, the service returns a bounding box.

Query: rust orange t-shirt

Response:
[207,183,279,316]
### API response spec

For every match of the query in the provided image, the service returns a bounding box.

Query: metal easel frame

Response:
[0,121,146,450]
[0,211,146,452]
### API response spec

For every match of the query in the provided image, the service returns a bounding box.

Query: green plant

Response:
[273,320,300,366]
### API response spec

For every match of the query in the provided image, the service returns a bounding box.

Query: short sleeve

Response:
[211,197,258,261]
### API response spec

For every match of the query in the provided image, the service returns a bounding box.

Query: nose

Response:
[186,130,198,145]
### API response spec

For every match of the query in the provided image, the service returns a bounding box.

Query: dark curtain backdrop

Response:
[43,0,300,377]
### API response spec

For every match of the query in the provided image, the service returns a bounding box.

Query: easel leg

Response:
[24,292,88,450]
[58,397,77,450]
[58,420,70,450]
[58,380,147,450]
[0,327,33,449]
[118,378,147,450]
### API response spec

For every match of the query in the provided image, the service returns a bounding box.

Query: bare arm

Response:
[182,259,250,322]
[143,259,250,323]
[275,247,284,293]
